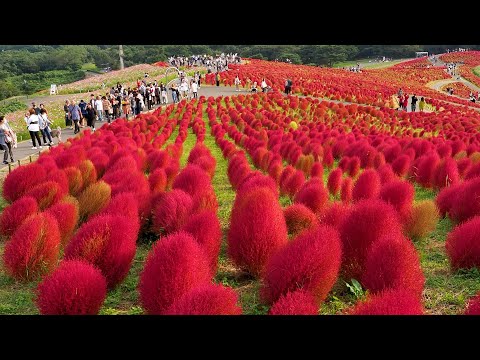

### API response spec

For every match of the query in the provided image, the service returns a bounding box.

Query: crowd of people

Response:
[168,53,241,73]
[396,88,426,112]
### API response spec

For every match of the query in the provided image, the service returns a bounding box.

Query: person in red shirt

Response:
[403,95,409,111]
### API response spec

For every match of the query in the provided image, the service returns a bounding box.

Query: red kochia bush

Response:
[391,155,411,177]
[261,225,342,306]
[448,177,480,223]
[379,180,414,222]
[138,231,211,314]
[238,172,279,198]
[64,214,139,289]
[352,169,381,202]
[327,168,343,196]
[228,187,288,277]
[294,179,329,215]
[152,189,193,234]
[348,288,423,315]
[149,168,168,194]
[165,284,242,315]
[341,177,354,203]
[191,156,216,179]
[269,289,319,315]
[173,164,213,199]
[445,216,480,271]
[433,158,460,190]
[35,260,107,315]
[2,163,47,202]
[310,162,323,179]
[79,160,98,188]
[181,210,222,277]
[319,202,351,230]
[282,169,305,198]
[0,196,39,237]
[24,181,66,210]
[464,292,480,315]
[46,198,79,246]
[3,213,60,281]
[436,183,462,217]
[361,234,425,297]
[340,199,402,280]
[283,204,319,237]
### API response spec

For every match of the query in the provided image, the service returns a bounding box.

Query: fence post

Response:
[29,155,32,163]
[8,163,11,173]
[17,160,20,167]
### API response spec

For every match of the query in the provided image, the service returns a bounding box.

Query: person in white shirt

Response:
[235,75,241,91]
[95,95,104,121]
[161,85,168,104]
[180,79,189,99]
[261,78,268,92]
[191,80,198,99]
[38,109,54,146]
[25,108,42,149]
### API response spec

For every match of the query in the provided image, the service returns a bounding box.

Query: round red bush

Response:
[165,283,242,315]
[352,169,381,202]
[269,289,318,315]
[348,288,423,315]
[64,214,139,289]
[35,260,107,315]
[294,179,329,215]
[319,202,351,230]
[2,163,47,202]
[138,231,211,314]
[0,196,39,238]
[379,179,414,222]
[24,181,66,210]
[464,292,480,315]
[152,189,193,234]
[361,234,425,297]
[181,210,222,277]
[46,199,79,247]
[341,177,354,203]
[340,199,402,280]
[3,213,61,281]
[228,187,288,277]
[261,225,342,305]
[327,168,343,196]
[445,216,480,271]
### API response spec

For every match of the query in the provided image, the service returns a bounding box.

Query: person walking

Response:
[411,94,418,112]
[25,108,42,149]
[161,84,168,104]
[78,100,87,127]
[68,100,82,134]
[284,79,292,94]
[102,96,112,123]
[0,116,14,164]
[84,103,97,132]
[419,97,426,112]
[215,72,220,87]
[234,75,241,92]
[402,95,409,111]
[191,79,198,99]
[122,94,131,120]
[64,100,73,129]
[95,95,104,122]
[38,109,54,146]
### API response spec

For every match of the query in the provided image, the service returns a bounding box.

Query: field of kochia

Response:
[2,53,480,315]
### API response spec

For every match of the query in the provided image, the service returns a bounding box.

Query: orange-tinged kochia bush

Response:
[0,196,39,238]
[261,225,342,306]
[165,284,242,315]
[35,260,107,315]
[283,204,319,237]
[79,160,98,188]
[3,213,61,281]
[63,167,84,196]
[269,289,319,315]
[24,181,66,210]
[405,200,439,240]
[77,181,111,221]
[64,214,139,289]
[228,187,288,277]
[138,231,211,314]
[361,234,425,297]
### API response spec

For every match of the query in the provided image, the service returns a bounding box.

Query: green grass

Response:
[473,66,480,78]
[333,58,410,69]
